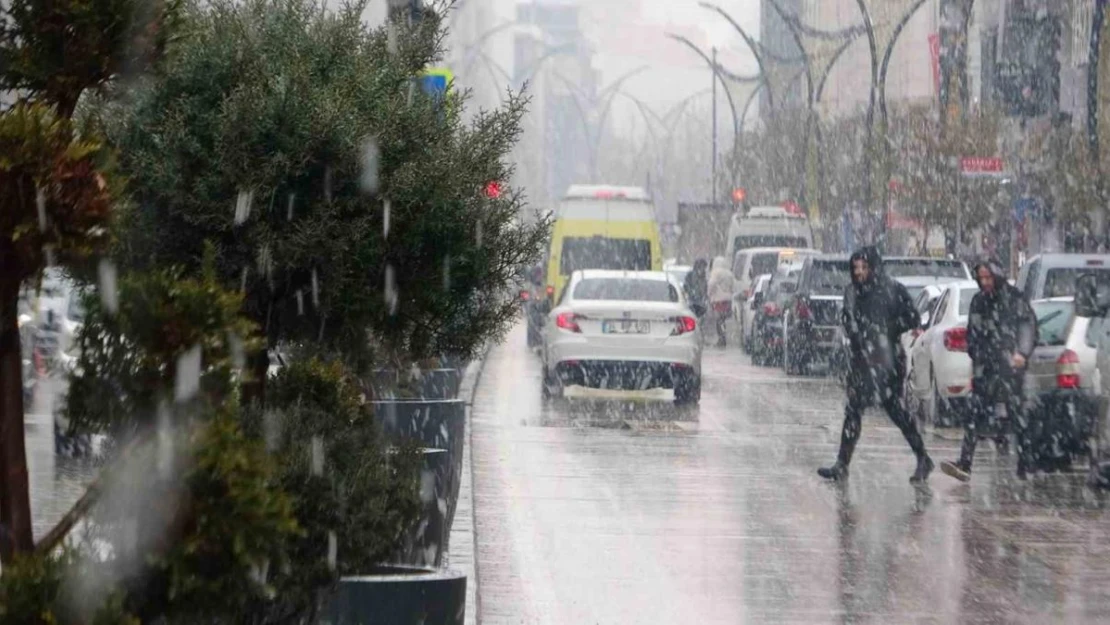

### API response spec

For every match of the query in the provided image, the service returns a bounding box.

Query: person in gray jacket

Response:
[941,260,1038,481]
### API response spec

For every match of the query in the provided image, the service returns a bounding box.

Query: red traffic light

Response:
[484,181,502,199]
[731,188,746,203]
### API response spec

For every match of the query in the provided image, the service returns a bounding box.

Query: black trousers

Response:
[958,369,1032,471]
[837,370,927,467]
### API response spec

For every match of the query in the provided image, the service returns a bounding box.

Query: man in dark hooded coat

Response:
[818,246,934,482]
[940,260,1037,481]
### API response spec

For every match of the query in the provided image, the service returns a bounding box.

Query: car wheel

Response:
[675,372,701,405]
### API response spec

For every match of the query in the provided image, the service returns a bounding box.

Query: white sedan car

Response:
[905,280,980,427]
[899,283,944,358]
[541,270,703,404]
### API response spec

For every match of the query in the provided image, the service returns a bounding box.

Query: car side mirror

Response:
[1076,273,1110,317]
[920,311,931,328]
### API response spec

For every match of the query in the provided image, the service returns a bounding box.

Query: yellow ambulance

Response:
[544,185,663,303]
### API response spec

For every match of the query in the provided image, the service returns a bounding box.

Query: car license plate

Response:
[603,320,650,334]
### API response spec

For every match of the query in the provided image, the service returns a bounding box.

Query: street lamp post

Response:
[666,34,744,142]
[712,46,718,204]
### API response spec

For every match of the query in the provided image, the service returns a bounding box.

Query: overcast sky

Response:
[497,0,762,137]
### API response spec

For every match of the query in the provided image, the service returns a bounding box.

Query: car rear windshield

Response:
[808,261,851,295]
[733,235,809,251]
[560,237,652,274]
[1042,267,1110,298]
[749,253,779,278]
[1033,300,1074,346]
[884,259,967,278]
[573,278,679,302]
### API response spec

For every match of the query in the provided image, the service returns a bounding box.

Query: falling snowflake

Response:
[360,137,381,195]
[35,186,47,231]
[228,332,245,370]
[98,259,119,315]
[234,189,254,225]
[385,264,399,315]
[383,198,392,239]
[311,268,320,308]
[156,399,174,479]
[286,192,296,221]
[311,436,324,477]
[174,344,202,402]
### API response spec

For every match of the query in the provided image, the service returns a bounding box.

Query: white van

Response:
[724,206,813,262]
[731,247,821,302]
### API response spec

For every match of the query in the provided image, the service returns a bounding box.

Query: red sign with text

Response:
[959,157,1004,174]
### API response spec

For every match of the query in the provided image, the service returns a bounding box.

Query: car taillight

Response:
[546,285,555,297]
[1057,349,1080,389]
[520,290,530,301]
[671,316,697,336]
[943,327,968,352]
[555,312,581,333]
[763,302,780,316]
[794,299,811,320]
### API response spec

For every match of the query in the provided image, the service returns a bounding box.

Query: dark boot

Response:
[817,463,849,481]
[910,455,934,483]
[940,459,971,482]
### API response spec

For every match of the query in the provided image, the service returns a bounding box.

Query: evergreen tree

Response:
[0,0,177,562]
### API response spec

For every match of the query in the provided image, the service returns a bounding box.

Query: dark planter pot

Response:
[319,566,466,625]
[370,369,462,400]
[392,448,450,567]
[373,400,466,544]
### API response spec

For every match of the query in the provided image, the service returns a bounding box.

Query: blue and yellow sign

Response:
[419,67,454,111]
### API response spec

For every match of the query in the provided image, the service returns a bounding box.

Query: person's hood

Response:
[848,245,883,286]
[972,259,1008,292]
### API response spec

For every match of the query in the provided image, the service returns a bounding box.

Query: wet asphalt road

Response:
[471,323,1110,624]
[25,377,97,540]
[23,323,1110,623]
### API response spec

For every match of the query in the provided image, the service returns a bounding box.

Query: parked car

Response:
[1072,274,1110,487]
[730,247,819,327]
[664,263,693,291]
[1016,253,1110,300]
[750,265,801,366]
[882,257,972,300]
[1023,297,1099,471]
[739,273,771,353]
[541,270,703,404]
[900,284,943,359]
[904,280,979,426]
[781,255,851,375]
